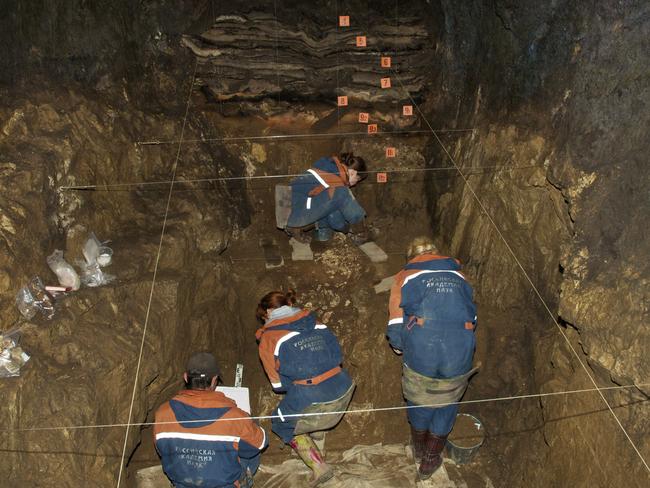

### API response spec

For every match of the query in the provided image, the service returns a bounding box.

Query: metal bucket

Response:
[445,413,485,464]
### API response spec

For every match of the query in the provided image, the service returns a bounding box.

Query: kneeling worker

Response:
[284,152,369,244]
[154,352,267,488]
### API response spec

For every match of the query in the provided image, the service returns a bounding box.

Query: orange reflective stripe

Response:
[293,366,342,386]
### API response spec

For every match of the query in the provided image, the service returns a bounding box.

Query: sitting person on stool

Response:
[285,152,369,244]
[154,352,267,488]
[255,290,355,486]
[386,237,478,480]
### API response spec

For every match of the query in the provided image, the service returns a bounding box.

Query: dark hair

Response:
[186,372,214,390]
[340,152,367,180]
[256,289,297,323]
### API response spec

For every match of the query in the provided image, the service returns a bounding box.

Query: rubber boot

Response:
[289,434,334,486]
[417,433,447,480]
[410,426,427,463]
[348,220,369,245]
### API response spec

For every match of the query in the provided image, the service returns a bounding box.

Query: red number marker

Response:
[358,112,369,123]
[381,77,391,89]
[377,172,388,183]
[339,16,350,27]
[381,57,391,68]
[367,124,378,134]
[386,147,396,158]
[337,96,348,106]
[403,105,413,116]
[356,36,367,47]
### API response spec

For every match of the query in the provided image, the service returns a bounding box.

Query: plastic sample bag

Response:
[47,250,80,291]
[16,276,55,320]
[80,262,115,287]
[0,329,31,378]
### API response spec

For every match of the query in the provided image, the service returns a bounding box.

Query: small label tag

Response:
[235,363,244,387]
[380,77,391,89]
[358,112,369,123]
[356,36,367,47]
[367,124,378,134]
[306,197,312,209]
[377,172,388,183]
[386,147,396,158]
[339,15,350,27]
[403,105,413,116]
[337,95,348,106]
[381,57,391,68]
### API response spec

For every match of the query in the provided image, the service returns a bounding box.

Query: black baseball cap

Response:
[186,352,221,378]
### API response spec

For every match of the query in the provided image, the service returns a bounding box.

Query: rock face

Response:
[183,9,433,103]
[426,1,650,486]
[0,84,252,486]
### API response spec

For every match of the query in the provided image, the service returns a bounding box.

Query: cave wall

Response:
[424,1,649,485]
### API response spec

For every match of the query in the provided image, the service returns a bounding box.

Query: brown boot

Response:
[289,434,334,486]
[286,226,313,244]
[348,221,369,245]
[417,433,447,480]
[410,426,427,462]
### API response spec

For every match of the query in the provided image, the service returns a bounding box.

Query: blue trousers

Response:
[406,401,459,436]
[287,186,365,240]
[272,371,353,443]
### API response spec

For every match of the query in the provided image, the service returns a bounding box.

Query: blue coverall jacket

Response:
[286,157,365,233]
[256,306,353,442]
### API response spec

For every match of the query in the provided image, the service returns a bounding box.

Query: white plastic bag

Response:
[47,250,80,291]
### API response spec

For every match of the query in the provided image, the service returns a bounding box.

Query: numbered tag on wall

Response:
[339,16,350,27]
[337,95,348,106]
[377,172,388,183]
[381,57,391,68]
[380,78,391,89]
[403,105,413,116]
[356,36,367,47]
[358,112,369,123]
[385,147,396,158]
[367,124,378,134]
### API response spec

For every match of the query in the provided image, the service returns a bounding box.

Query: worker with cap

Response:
[255,289,355,486]
[386,237,478,480]
[154,352,267,488]
[284,152,370,244]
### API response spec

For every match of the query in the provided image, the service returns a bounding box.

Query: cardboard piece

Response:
[275,184,292,228]
[358,241,388,263]
[289,237,314,261]
[374,275,395,294]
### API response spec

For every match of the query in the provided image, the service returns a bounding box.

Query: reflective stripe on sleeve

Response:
[388,318,404,325]
[307,169,330,188]
[274,331,301,356]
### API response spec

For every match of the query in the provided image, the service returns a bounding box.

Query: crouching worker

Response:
[255,290,355,486]
[284,152,369,244]
[386,237,478,480]
[154,352,268,488]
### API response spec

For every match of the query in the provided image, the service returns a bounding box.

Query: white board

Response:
[216,386,251,414]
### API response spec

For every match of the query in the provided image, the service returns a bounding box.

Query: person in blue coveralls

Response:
[386,236,478,480]
[285,152,370,244]
[255,289,355,486]
[154,352,267,488]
